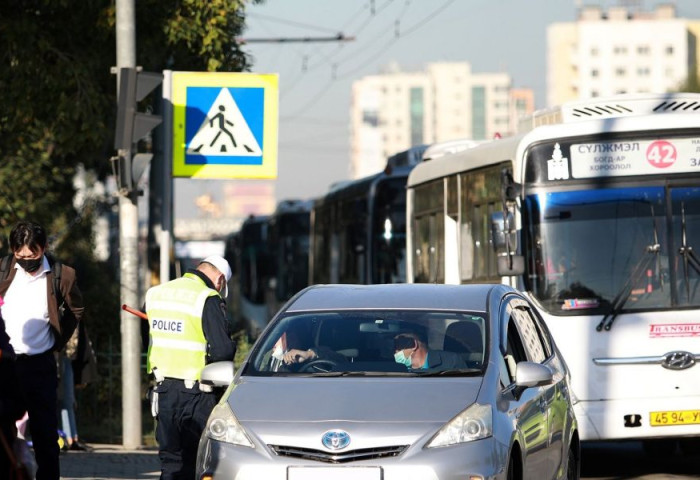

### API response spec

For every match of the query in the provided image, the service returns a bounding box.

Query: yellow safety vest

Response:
[145,273,218,381]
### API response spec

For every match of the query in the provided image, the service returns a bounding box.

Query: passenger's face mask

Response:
[16,257,43,273]
[394,349,413,368]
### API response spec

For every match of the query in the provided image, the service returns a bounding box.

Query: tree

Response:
[675,69,700,93]
[0,0,262,442]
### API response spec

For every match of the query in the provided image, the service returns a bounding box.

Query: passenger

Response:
[393,332,467,370]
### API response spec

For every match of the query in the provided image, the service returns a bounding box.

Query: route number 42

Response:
[646,140,677,168]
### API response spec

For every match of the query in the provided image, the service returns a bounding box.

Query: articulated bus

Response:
[225,201,313,339]
[310,145,428,285]
[224,214,271,339]
[406,93,700,452]
[264,199,313,320]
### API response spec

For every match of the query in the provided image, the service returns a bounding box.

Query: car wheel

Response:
[506,451,521,480]
[566,444,579,480]
[506,455,515,480]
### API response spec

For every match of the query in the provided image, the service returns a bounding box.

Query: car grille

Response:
[269,444,408,464]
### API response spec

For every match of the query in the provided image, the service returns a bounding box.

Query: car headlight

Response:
[205,402,254,448]
[426,403,492,448]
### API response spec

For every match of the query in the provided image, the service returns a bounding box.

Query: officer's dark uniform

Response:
[145,267,235,480]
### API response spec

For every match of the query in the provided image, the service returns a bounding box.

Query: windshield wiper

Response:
[597,244,658,332]
[678,201,700,302]
[597,204,662,332]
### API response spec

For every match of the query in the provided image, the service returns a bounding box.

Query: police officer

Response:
[145,255,236,480]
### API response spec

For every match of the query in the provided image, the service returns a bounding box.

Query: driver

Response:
[282,345,345,366]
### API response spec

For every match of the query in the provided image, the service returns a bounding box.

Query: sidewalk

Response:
[59,444,160,480]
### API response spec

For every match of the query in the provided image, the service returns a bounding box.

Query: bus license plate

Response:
[650,410,700,426]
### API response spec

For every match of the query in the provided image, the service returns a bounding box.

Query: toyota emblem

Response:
[661,351,696,370]
[321,430,351,450]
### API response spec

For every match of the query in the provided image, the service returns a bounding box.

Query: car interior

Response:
[248,311,486,375]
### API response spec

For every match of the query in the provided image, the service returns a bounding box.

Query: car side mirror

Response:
[515,361,553,388]
[200,361,235,388]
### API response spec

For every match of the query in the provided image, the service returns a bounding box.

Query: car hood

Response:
[227,376,483,423]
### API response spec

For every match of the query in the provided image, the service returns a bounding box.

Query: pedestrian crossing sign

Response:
[172,72,278,179]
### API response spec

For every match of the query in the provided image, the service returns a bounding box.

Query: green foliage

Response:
[0,0,263,443]
[234,329,254,369]
[675,70,700,93]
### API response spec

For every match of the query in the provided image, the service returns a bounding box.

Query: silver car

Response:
[196,283,580,480]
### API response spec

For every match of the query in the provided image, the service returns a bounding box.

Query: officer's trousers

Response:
[154,378,216,480]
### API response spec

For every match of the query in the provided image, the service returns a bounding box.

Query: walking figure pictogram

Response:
[209,106,237,151]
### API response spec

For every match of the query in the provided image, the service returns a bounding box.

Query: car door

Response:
[524,303,571,479]
[503,297,551,479]
[511,297,567,480]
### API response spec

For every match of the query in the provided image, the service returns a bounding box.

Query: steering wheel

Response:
[298,358,339,373]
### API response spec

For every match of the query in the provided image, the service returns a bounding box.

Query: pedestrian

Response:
[0,220,84,480]
[145,255,236,480]
[57,320,96,452]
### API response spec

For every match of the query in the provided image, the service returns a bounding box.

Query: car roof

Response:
[284,283,516,313]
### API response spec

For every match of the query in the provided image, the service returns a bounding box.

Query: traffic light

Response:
[113,67,163,194]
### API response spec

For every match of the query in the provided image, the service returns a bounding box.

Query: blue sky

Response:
[175,0,700,216]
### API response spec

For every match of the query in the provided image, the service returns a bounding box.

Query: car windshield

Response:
[244,310,487,376]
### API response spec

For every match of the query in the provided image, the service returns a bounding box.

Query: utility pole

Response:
[115,0,142,449]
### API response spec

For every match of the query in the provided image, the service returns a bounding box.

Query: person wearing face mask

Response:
[144,255,236,480]
[0,220,84,480]
[393,332,467,371]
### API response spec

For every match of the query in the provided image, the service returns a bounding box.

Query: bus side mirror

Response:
[491,211,524,276]
[498,255,525,276]
[491,212,507,250]
[490,211,517,251]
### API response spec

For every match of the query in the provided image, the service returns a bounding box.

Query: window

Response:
[459,164,504,283]
[362,110,378,127]
[506,297,552,364]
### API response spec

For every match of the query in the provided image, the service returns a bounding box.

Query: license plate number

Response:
[288,466,381,480]
[650,410,700,426]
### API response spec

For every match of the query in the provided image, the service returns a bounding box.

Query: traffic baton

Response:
[122,304,148,320]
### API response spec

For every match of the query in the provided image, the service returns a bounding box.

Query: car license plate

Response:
[650,409,700,426]
[288,466,381,480]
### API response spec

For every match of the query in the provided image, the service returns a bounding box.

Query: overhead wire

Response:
[284,0,459,118]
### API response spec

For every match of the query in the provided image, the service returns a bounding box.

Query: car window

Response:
[244,310,487,376]
[510,301,547,364]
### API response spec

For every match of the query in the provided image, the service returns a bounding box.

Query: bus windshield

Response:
[525,185,700,314]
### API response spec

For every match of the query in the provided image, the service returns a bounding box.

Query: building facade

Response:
[547,3,700,107]
[350,62,532,179]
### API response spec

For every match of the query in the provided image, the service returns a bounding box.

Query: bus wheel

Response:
[679,437,700,456]
[642,439,677,457]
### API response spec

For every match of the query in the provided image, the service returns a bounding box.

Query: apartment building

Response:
[547,3,700,107]
[350,62,532,179]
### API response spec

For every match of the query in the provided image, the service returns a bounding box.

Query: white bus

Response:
[406,93,700,453]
